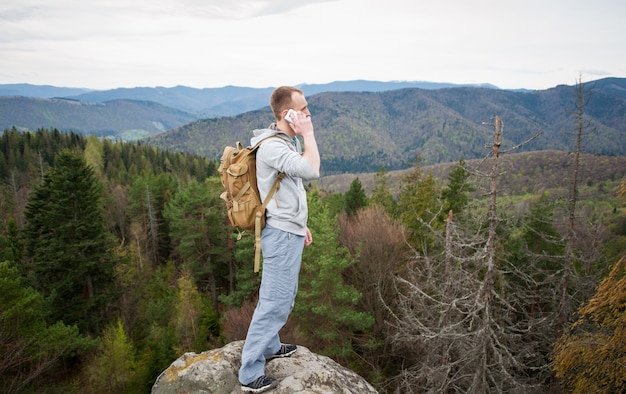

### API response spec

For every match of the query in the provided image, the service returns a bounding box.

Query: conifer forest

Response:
[1,91,626,392]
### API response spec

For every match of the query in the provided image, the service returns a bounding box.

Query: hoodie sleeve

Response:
[258,138,319,180]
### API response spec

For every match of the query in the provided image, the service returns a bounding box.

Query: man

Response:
[239,86,320,392]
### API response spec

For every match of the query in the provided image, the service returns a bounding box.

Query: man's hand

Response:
[290,112,320,176]
[304,227,313,246]
[290,111,314,138]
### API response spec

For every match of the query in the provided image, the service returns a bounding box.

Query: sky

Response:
[1,0,625,91]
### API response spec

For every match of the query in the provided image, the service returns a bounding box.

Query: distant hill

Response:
[2,80,503,117]
[0,80,514,141]
[0,83,94,98]
[299,80,502,93]
[0,96,197,140]
[317,150,626,197]
[144,78,626,174]
[64,85,274,117]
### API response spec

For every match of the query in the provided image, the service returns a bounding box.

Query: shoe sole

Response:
[267,347,296,360]
[241,380,278,393]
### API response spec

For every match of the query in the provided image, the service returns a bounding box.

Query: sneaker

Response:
[267,344,297,360]
[241,375,277,393]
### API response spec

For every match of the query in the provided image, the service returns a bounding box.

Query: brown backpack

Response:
[218,136,284,272]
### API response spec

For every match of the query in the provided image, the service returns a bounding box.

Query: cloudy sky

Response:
[1,0,624,91]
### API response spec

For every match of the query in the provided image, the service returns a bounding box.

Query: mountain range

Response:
[0,96,198,140]
[143,77,626,174]
[0,80,500,117]
[1,78,625,174]
[1,81,499,140]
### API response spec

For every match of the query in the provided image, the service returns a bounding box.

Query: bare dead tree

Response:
[557,75,594,338]
[385,117,547,393]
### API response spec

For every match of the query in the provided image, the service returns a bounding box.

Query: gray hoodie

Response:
[251,125,319,236]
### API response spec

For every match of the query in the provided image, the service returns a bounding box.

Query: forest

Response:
[1,89,626,392]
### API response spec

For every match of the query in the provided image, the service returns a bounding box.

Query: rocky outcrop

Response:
[152,341,378,393]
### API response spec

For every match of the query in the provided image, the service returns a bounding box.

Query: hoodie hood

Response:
[250,123,291,146]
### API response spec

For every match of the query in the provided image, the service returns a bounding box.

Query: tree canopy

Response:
[23,150,117,335]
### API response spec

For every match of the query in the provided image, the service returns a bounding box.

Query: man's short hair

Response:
[270,86,304,120]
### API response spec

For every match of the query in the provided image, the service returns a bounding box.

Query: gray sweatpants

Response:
[238,225,304,385]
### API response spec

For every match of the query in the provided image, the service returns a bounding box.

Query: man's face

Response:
[289,92,310,116]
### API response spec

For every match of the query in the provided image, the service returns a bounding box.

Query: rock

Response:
[152,340,378,394]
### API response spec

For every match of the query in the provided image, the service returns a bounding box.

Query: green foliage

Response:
[344,177,368,216]
[0,126,624,392]
[172,270,207,353]
[0,129,225,390]
[84,319,140,393]
[164,178,229,290]
[0,128,85,178]
[0,218,23,264]
[132,262,179,389]
[0,128,215,190]
[84,135,105,177]
[199,296,221,343]
[218,232,261,308]
[23,150,118,335]
[506,193,566,297]
[0,260,95,393]
[554,257,626,393]
[440,157,474,216]
[523,193,565,257]
[397,162,443,250]
[128,173,177,266]
[112,257,209,391]
[370,166,397,217]
[295,190,374,359]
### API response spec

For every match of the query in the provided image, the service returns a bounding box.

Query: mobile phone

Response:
[285,109,297,124]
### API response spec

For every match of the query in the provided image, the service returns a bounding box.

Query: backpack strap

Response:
[251,134,289,272]
[254,172,285,272]
[250,135,280,151]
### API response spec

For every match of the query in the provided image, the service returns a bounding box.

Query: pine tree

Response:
[344,177,368,216]
[84,319,138,393]
[0,218,22,264]
[131,262,179,390]
[397,163,442,251]
[295,190,374,360]
[172,270,205,353]
[128,174,176,266]
[441,157,474,216]
[24,150,117,335]
[84,135,104,177]
[163,178,229,313]
[370,166,397,217]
